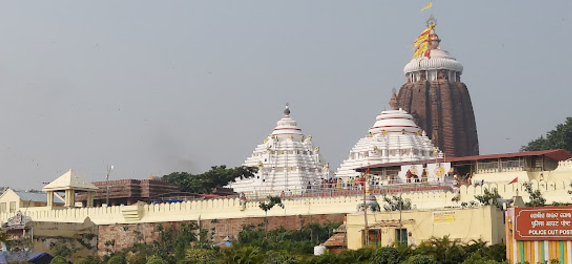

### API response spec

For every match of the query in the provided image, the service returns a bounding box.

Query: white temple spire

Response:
[229,105,330,193]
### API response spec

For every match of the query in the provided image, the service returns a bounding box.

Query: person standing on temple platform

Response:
[349,177,354,190]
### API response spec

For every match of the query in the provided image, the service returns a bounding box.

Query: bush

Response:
[49,256,68,264]
[107,255,126,264]
[402,255,438,264]
[370,247,404,264]
[461,252,503,264]
[75,256,102,264]
[263,251,299,264]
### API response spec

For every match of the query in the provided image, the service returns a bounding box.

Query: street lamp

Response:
[106,165,114,206]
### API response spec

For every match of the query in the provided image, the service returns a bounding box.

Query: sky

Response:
[0,1,571,190]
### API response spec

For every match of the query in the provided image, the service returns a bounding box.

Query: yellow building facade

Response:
[346,206,505,250]
[0,189,64,214]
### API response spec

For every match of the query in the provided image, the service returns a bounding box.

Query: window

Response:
[9,201,17,213]
[395,228,408,246]
[0,202,6,213]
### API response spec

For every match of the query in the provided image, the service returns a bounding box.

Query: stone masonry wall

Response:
[97,214,344,255]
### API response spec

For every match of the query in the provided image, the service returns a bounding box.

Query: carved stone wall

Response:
[397,79,479,157]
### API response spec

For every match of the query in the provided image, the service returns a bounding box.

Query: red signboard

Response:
[514,207,572,240]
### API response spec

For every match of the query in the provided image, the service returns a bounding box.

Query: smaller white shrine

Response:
[335,92,438,182]
[229,105,331,193]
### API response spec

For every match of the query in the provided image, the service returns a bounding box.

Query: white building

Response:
[229,105,331,193]
[335,97,438,182]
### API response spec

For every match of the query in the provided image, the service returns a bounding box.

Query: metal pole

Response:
[399,192,403,244]
[106,165,113,206]
[363,170,369,246]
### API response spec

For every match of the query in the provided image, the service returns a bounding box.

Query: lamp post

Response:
[106,165,114,206]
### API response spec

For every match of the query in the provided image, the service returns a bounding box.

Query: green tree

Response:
[219,246,263,264]
[382,195,412,211]
[474,188,501,206]
[523,182,546,207]
[521,117,572,153]
[173,222,200,259]
[461,252,503,264]
[415,236,465,264]
[107,255,127,264]
[146,255,167,264]
[185,248,217,263]
[162,166,257,194]
[259,196,284,234]
[75,256,103,264]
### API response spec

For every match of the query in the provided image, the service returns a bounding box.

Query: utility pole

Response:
[363,168,369,246]
[106,165,114,206]
[399,192,403,244]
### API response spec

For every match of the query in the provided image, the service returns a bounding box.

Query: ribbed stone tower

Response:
[397,17,479,158]
[229,105,331,193]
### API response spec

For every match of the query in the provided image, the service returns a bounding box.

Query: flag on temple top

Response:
[421,2,433,12]
[413,42,429,58]
[413,24,435,47]
[412,23,435,58]
[509,177,518,184]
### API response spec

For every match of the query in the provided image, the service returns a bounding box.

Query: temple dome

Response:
[335,108,436,180]
[229,105,331,193]
[404,22,464,82]
[368,109,421,135]
[403,50,464,74]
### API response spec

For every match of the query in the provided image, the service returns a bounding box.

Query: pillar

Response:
[86,192,94,207]
[47,191,54,208]
[64,189,75,207]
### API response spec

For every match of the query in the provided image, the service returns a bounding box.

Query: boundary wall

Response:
[3,179,572,225]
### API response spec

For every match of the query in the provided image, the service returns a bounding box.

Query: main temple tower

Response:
[396,17,479,157]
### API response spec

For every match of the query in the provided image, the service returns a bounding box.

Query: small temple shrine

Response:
[229,105,331,193]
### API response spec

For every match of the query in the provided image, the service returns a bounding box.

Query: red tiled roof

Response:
[445,149,571,163]
[356,149,571,171]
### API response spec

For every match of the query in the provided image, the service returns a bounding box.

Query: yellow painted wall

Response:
[0,189,24,214]
[2,161,572,226]
[346,206,505,250]
[0,179,570,226]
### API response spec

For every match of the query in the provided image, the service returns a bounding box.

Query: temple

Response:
[335,92,437,182]
[396,16,479,158]
[228,105,331,193]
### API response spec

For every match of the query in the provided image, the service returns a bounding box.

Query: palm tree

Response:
[419,235,465,264]
[220,246,263,264]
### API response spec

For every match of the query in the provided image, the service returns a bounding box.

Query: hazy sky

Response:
[1,1,571,190]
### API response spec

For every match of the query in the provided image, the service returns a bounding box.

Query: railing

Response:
[243,182,451,202]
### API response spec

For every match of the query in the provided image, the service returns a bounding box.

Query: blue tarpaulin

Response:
[0,251,54,264]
